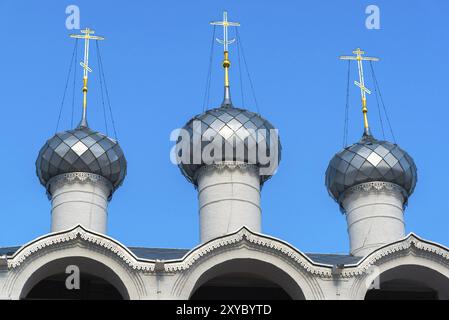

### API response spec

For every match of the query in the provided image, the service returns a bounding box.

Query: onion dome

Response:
[178,104,281,185]
[325,133,417,203]
[36,27,126,196]
[177,11,281,186]
[327,47,418,204]
[36,123,127,194]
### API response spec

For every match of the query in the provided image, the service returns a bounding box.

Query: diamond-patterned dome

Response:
[325,133,417,202]
[36,125,127,193]
[178,105,281,185]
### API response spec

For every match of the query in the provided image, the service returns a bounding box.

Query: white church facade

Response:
[1,13,449,300]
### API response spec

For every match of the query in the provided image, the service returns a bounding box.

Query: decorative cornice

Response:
[164,227,333,277]
[46,172,113,199]
[339,181,408,207]
[5,226,332,277]
[7,226,154,272]
[340,233,449,278]
[5,226,449,281]
[194,161,259,182]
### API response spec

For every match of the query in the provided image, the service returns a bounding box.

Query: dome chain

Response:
[343,60,351,147]
[70,40,78,128]
[370,61,386,139]
[236,29,260,115]
[96,41,118,141]
[96,40,109,136]
[202,25,216,112]
[370,61,396,143]
[55,39,78,133]
[236,27,244,109]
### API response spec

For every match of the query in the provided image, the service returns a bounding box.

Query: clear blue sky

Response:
[1,0,448,254]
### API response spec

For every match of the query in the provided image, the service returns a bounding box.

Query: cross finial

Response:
[210,11,240,107]
[210,11,240,52]
[69,28,105,127]
[340,48,380,135]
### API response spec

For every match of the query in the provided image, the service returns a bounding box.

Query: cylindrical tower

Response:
[179,106,280,242]
[36,125,126,233]
[326,133,417,256]
[36,28,126,234]
[176,12,281,243]
[326,48,417,256]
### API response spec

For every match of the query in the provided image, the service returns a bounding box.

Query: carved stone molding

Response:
[47,172,113,190]
[5,226,332,278]
[7,226,154,272]
[339,181,408,205]
[6,226,449,283]
[46,172,113,199]
[164,227,333,278]
[340,233,449,278]
[194,161,259,181]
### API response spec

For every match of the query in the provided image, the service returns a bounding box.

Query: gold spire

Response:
[69,28,104,127]
[210,11,240,106]
[340,48,379,135]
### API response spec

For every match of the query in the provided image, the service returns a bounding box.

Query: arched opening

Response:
[365,265,449,300]
[26,273,122,300]
[21,257,129,300]
[190,259,305,300]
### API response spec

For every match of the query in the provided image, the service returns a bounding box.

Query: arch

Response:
[7,244,142,300]
[173,245,323,300]
[352,254,449,300]
[189,258,300,300]
[21,257,128,299]
[364,264,449,300]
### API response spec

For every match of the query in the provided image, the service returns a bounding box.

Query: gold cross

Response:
[210,12,240,90]
[340,48,380,135]
[210,11,240,52]
[69,28,105,126]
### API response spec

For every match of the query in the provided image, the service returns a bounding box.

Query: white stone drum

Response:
[197,164,261,242]
[341,182,406,257]
[48,173,112,234]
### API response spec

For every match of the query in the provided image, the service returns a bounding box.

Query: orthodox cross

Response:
[210,12,240,89]
[69,28,104,126]
[340,48,379,135]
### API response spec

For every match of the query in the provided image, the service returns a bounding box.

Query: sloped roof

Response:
[0,245,361,265]
[0,246,21,256]
[305,253,362,265]
[127,247,190,260]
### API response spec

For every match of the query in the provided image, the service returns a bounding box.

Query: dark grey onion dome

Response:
[178,105,281,185]
[36,125,127,193]
[325,133,417,203]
